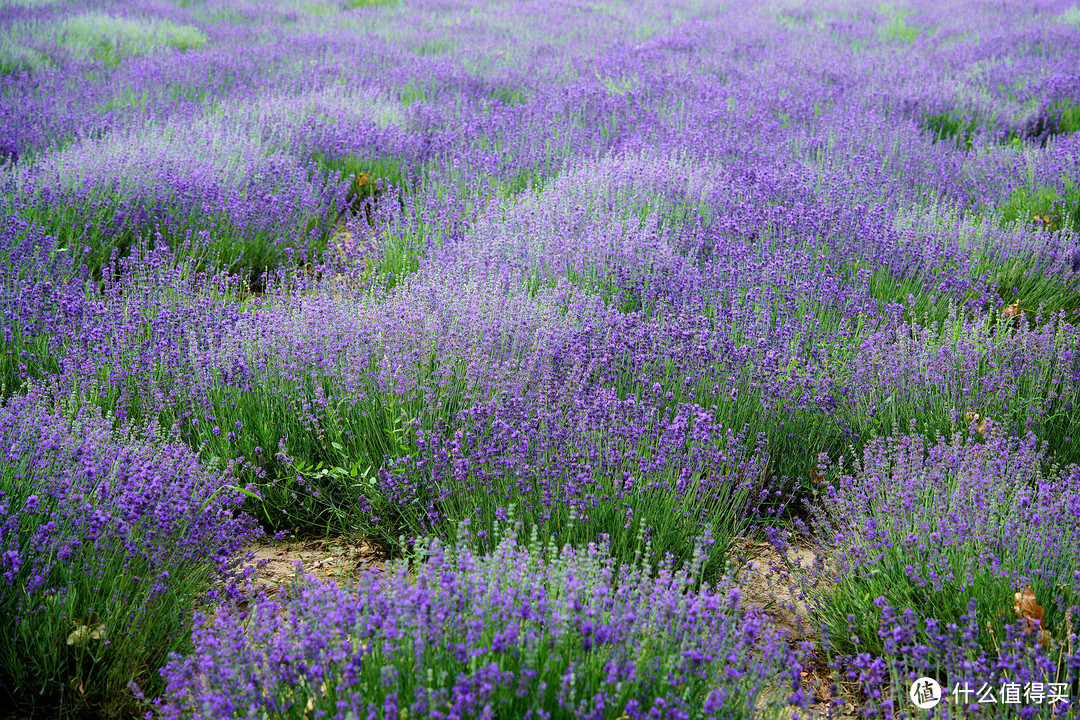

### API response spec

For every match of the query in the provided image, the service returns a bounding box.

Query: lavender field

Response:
[3,0,1080,717]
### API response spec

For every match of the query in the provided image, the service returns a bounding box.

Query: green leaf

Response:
[228,485,263,501]
[199,484,262,513]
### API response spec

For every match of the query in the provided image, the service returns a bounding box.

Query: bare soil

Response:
[733,538,861,719]
[237,535,388,594]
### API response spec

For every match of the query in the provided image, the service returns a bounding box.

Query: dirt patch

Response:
[732,536,833,641]
[239,535,388,594]
[735,537,861,719]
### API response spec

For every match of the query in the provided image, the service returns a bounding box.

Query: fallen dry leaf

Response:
[66,612,107,648]
[808,469,824,486]
[1032,214,1062,231]
[1013,586,1052,649]
[963,412,992,436]
[1002,302,1023,326]
[1014,586,1044,623]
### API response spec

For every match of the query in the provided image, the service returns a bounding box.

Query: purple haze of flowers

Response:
[812,425,1080,597]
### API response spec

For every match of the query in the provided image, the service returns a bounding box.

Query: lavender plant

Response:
[806,424,1080,664]
[157,519,811,720]
[825,598,1080,719]
[0,387,261,718]
[350,388,767,579]
[6,109,351,285]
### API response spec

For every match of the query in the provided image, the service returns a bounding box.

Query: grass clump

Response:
[921,110,979,152]
[1000,184,1080,235]
[1010,102,1080,147]
[878,11,921,43]
[0,13,207,72]
[342,0,398,10]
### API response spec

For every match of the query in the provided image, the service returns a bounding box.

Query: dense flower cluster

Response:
[806,426,1080,715]
[0,386,259,589]
[0,386,261,714]
[833,598,1080,719]
[158,524,811,720]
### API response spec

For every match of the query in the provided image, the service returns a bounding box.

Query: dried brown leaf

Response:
[963,412,992,436]
[1002,302,1023,325]
[1013,586,1051,649]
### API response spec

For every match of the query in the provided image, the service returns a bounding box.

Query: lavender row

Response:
[155,521,812,720]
